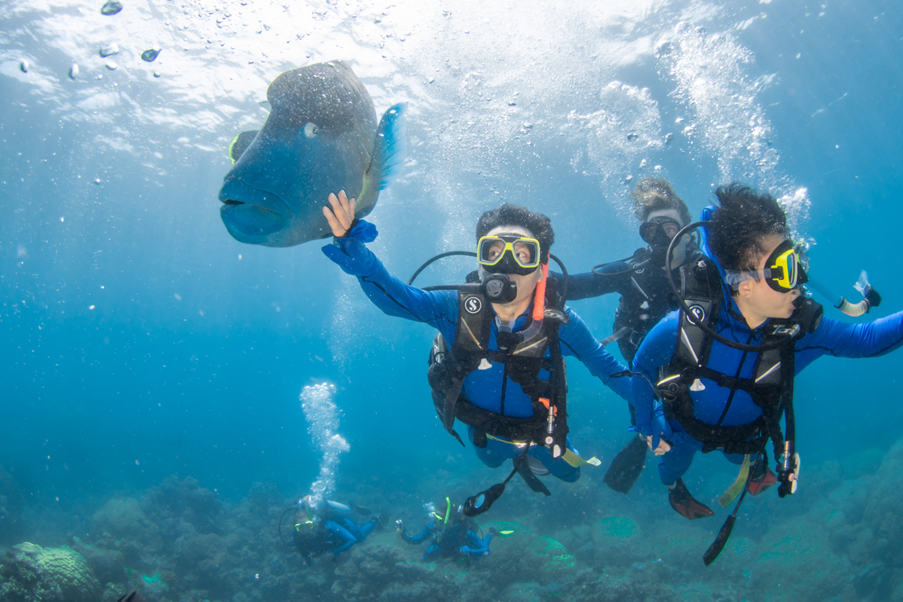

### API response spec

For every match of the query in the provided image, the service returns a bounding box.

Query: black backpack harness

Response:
[427,277,571,459]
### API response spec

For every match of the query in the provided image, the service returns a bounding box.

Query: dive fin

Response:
[228,130,259,164]
[516,457,551,496]
[115,591,147,602]
[669,478,714,520]
[603,435,647,494]
[369,103,406,190]
[351,503,371,516]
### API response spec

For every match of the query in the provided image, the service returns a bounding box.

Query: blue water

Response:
[2,0,903,600]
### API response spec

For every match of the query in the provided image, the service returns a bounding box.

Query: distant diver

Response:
[218,60,405,247]
[291,495,383,560]
[397,497,495,564]
[563,178,703,494]
[322,190,632,516]
[629,183,903,564]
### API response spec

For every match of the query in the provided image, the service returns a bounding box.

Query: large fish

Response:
[218,60,405,247]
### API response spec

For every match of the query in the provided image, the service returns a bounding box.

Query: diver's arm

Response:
[322,192,457,327]
[402,526,433,545]
[558,307,631,401]
[555,264,628,301]
[631,312,680,437]
[794,311,903,371]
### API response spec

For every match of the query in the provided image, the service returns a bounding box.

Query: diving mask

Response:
[762,239,808,292]
[639,216,681,246]
[478,233,541,275]
[725,239,809,293]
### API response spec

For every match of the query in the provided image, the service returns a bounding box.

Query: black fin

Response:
[351,503,371,516]
[115,591,147,602]
[603,435,648,494]
[516,458,551,496]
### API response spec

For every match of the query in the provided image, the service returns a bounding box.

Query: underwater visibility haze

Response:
[2,0,903,600]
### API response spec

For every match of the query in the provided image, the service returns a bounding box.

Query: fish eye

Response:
[303,122,319,138]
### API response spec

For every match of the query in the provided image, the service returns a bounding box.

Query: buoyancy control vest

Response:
[613,248,706,363]
[655,257,822,470]
[427,276,571,457]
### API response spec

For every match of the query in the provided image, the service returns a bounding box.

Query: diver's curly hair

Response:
[476,203,555,263]
[707,183,787,272]
[632,178,691,226]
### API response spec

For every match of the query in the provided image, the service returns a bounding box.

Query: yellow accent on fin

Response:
[499,530,514,536]
[719,454,751,507]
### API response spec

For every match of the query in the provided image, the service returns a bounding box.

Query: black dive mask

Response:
[640,216,681,267]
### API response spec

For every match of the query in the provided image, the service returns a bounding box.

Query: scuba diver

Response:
[292,495,382,560]
[396,497,495,563]
[564,178,702,494]
[321,191,631,515]
[631,183,903,525]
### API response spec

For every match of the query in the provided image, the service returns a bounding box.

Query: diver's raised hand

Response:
[323,190,356,237]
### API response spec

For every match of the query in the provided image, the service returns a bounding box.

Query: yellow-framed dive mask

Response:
[477,234,541,275]
[761,240,808,292]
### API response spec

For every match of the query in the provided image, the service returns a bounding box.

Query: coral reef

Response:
[0,543,100,602]
[2,446,903,602]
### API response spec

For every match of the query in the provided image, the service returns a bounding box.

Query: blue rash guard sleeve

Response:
[323,227,459,337]
[630,311,680,436]
[402,525,433,545]
[558,307,632,402]
[794,311,903,372]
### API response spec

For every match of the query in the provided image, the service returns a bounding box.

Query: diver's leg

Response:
[324,520,357,555]
[358,518,378,539]
[661,435,712,520]
[423,544,441,562]
[529,438,580,482]
[468,427,513,468]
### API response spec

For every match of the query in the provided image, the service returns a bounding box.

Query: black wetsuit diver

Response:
[564,214,703,492]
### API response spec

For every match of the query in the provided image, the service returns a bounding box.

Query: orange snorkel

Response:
[532,261,548,323]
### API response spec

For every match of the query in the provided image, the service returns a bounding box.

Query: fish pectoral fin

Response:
[369,103,406,191]
[228,130,259,163]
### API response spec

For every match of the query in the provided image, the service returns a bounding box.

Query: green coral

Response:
[594,516,638,540]
[0,543,100,602]
[526,536,577,578]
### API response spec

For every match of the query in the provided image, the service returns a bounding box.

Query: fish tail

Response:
[370,103,406,191]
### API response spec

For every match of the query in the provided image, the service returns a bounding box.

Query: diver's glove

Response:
[321,219,379,275]
[650,404,673,452]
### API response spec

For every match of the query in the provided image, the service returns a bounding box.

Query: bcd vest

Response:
[656,257,822,464]
[427,278,570,456]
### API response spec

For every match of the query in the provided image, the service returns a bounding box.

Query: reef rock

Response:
[752,519,852,601]
[591,515,644,568]
[482,521,576,587]
[865,440,903,567]
[91,496,163,551]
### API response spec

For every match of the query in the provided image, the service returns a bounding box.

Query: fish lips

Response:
[218,179,292,246]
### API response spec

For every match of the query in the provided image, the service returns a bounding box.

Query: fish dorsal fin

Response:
[368,103,406,191]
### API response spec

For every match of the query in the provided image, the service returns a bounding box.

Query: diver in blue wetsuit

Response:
[397,497,494,564]
[632,183,903,520]
[321,191,631,512]
[293,495,379,560]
